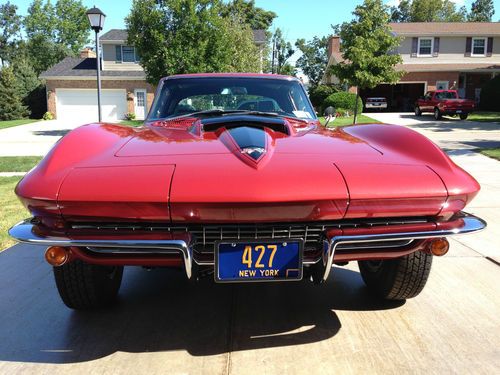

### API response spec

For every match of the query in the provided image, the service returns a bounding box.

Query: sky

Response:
[10,0,500,64]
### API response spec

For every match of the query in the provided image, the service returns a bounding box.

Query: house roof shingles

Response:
[40,57,146,79]
[390,22,500,36]
[100,29,128,41]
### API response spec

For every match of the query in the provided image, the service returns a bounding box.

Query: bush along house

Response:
[41,29,268,122]
[324,22,500,111]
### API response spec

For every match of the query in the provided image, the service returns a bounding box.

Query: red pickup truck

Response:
[415,90,475,120]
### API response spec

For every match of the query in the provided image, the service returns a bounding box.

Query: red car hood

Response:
[18,119,478,224]
[112,118,448,222]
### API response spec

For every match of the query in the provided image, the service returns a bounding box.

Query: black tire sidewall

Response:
[53,260,124,310]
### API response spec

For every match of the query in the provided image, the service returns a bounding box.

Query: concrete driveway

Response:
[368,112,500,150]
[0,119,98,157]
[0,114,499,374]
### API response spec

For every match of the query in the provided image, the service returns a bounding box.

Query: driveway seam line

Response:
[225,285,236,375]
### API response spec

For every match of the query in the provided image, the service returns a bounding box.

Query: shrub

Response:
[42,112,54,120]
[323,92,363,115]
[308,84,339,110]
[479,76,500,111]
[125,112,136,120]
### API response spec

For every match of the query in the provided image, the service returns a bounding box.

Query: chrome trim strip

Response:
[320,212,486,282]
[8,212,486,283]
[8,220,193,279]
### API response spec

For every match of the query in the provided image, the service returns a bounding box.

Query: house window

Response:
[122,46,136,62]
[116,45,137,63]
[418,38,433,56]
[472,38,487,56]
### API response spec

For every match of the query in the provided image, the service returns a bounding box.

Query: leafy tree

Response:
[468,0,495,21]
[126,0,261,84]
[329,0,403,124]
[390,0,411,22]
[279,63,296,76]
[55,0,90,54]
[24,0,89,72]
[295,36,329,87]
[0,2,22,66]
[390,0,467,22]
[25,35,69,74]
[222,0,276,30]
[12,55,46,117]
[220,15,261,73]
[0,66,29,120]
[272,28,294,74]
[24,0,57,39]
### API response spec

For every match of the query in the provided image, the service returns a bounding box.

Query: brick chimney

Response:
[80,47,96,58]
[328,36,340,58]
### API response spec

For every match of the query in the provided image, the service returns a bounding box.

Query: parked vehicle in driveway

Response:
[365,97,387,111]
[9,74,485,310]
[415,90,475,120]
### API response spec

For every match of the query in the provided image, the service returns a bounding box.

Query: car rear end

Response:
[439,99,475,117]
[365,97,387,110]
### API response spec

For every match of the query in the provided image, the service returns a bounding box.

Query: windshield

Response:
[435,91,457,100]
[148,77,316,121]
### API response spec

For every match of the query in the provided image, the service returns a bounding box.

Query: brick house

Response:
[324,22,500,111]
[41,29,267,122]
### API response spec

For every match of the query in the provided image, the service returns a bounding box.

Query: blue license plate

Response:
[215,240,303,282]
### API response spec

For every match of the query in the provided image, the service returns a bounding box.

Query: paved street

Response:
[0,114,499,374]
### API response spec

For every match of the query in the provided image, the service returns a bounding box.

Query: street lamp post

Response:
[86,6,106,122]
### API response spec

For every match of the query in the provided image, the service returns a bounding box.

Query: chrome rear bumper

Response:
[9,212,486,281]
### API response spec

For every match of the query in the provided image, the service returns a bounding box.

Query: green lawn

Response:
[120,120,144,127]
[467,112,500,123]
[0,119,38,130]
[319,114,380,127]
[0,177,27,251]
[480,148,500,161]
[0,156,43,172]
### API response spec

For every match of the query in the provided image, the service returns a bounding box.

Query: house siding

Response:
[399,36,500,64]
[46,79,155,119]
[101,43,143,71]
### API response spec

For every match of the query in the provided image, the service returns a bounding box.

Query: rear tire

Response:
[53,260,123,310]
[358,251,432,300]
[414,106,422,116]
[459,113,468,120]
[434,108,442,120]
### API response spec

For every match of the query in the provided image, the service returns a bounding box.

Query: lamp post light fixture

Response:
[86,6,106,122]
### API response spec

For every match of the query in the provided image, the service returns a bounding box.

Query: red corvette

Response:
[9,74,485,310]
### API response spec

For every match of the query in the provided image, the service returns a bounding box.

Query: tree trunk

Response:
[353,89,360,125]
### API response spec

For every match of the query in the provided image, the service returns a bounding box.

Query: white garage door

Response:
[56,89,127,123]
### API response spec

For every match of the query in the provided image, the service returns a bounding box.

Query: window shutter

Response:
[115,45,122,63]
[411,37,418,57]
[433,37,440,57]
[487,37,493,57]
[465,37,472,57]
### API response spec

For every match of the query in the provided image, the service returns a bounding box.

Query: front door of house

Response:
[134,89,147,120]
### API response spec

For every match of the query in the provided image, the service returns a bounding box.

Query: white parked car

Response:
[365,97,387,110]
